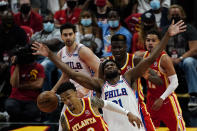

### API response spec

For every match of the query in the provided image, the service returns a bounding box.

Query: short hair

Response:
[146,29,162,40]
[111,34,126,43]
[101,59,120,74]
[107,9,120,18]
[56,82,76,95]
[168,4,186,20]
[60,23,76,34]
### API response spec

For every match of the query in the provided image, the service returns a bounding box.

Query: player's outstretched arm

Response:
[91,96,143,128]
[133,55,163,86]
[124,20,186,84]
[32,42,102,92]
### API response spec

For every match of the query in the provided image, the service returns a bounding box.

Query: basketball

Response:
[37,91,58,113]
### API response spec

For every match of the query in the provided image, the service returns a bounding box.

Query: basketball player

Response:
[52,23,100,98]
[102,34,163,131]
[135,29,186,130]
[32,20,186,131]
[57,82,142,131]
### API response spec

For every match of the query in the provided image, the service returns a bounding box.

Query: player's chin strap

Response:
[103,100,129,116]
[160,74,178,100]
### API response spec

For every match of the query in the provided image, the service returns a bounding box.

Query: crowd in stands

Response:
[0,0,197,128]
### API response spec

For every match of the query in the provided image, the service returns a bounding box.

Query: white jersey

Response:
[58,44,92,98]
[101,76,145,131]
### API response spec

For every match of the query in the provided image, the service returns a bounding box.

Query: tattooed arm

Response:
[91,96,143,128]
[60,114,69,131]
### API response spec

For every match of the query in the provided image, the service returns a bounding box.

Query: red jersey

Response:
[64,97,108,131]
[144,51,170,99]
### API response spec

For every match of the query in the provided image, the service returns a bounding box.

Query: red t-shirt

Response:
[14,11,43,33]
[9,63,45,101]
[54,8,81,25]
[64,97,108,131]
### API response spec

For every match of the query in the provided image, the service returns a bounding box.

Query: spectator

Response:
[76,10,103,56]
[137,0,171,14]
[99,9,132,57]
[148,0,169,28]
[4,45,45,122]
[31,14,63,91]
[0,0,8,24]
[0,11,27,104]
[124,13,142,35]
[85,0,112,25]
[162,4,197,111]
[14,0,43,33]
[54,0,81,27]
[108,0,137,27]
[132,11,159,53]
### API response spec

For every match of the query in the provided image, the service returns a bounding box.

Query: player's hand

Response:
[127,112,143,129]
[31,42,51,57]
[171,58,181,64]
[51,89,57,93]
[142,69,150,80]
[152,98,164,111]
[168,20,187,37]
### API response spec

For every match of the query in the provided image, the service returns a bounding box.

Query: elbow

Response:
[174,81,179,90]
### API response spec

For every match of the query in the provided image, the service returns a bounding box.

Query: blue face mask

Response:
[108,20,119,28]
[43,22,54,32]
[150,0,160,10]
[81,18,92,26]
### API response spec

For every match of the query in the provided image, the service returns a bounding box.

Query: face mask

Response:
[43,22,54,32]
[81,18,92,26]
[171,15,181,23]
[20,4,31,15]
[67,1,77,9]
[108,20,119,28]
[150,0,160,10]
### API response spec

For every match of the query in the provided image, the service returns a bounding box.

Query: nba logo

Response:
[85,110,90,116]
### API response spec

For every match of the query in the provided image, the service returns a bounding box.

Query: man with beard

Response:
[32,20,186,131]
[101,34,164,131]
